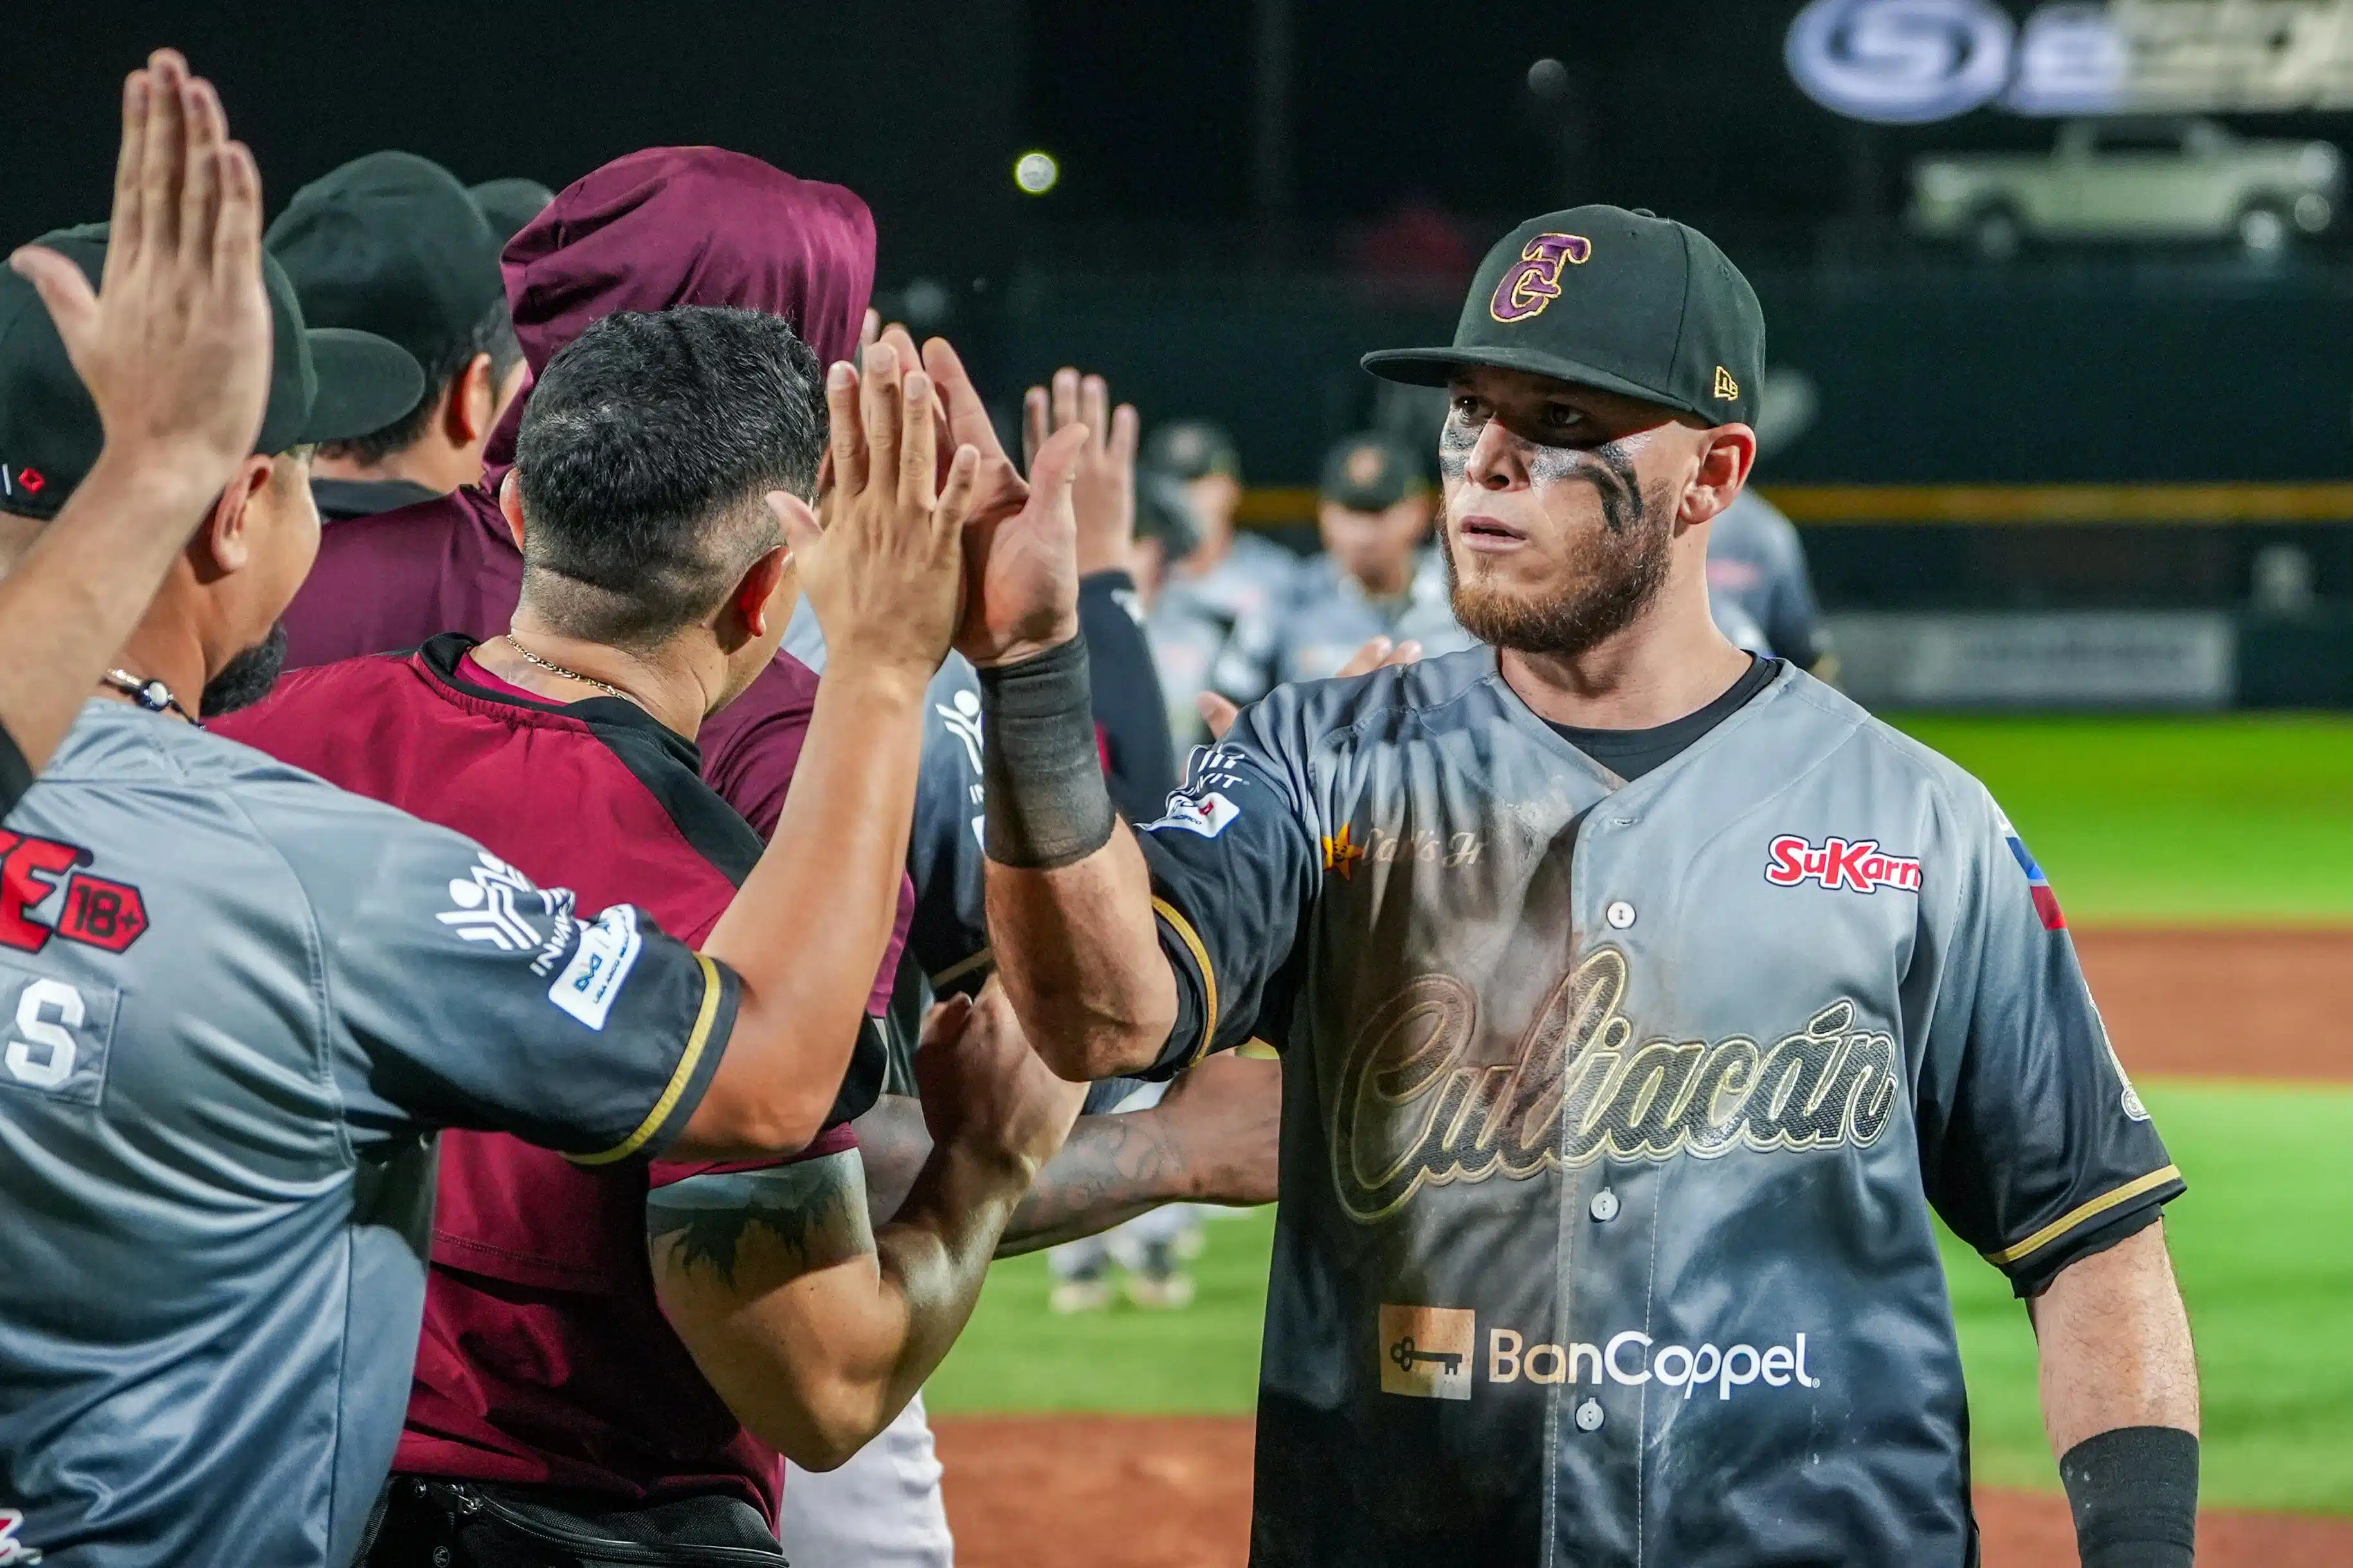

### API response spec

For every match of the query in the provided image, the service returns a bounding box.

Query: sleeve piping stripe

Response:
[1981,1165,2183,1267]
[570,953,725,1167]
[1153,896,1219,1068]
[929,945,995,990]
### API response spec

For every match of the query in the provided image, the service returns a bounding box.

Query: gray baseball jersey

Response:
[1146,532,1302,750]
[1128,650,2178,1566]
[1213,550,1480,701]
[1706,490,1828,667]
[0,703,736,1568]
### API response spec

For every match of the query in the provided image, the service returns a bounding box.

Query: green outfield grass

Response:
[1884,714,2353,923]
[929,1083,2353,1514]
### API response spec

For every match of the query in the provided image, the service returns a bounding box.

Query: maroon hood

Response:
[484,146,876,469]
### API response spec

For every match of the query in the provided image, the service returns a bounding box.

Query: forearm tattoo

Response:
[1001,1112,1185,1254]
[646,1151,875,1292]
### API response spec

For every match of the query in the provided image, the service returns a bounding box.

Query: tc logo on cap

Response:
[1489,233,1592,324]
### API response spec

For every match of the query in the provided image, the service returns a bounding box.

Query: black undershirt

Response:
[0,721,30,819]
[1545,655,1782,782]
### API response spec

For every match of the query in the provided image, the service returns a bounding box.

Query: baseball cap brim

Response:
[1360,345,1713,424]
[298,327,425,446]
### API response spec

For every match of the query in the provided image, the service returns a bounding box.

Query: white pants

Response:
[780,1391,954,1568]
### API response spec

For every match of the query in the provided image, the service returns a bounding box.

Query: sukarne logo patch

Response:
[1764,835,1922,894]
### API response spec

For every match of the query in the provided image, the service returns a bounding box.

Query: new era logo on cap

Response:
[1714,366,1740,401]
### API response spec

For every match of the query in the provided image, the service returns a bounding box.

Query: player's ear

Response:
[191,455,276,579]
[724,545,794,647]
[498,467,527,550]
[443,354,496,446]
[1679,423,1756,532]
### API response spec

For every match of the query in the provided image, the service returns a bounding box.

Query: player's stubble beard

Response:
[1440,437,1676,658]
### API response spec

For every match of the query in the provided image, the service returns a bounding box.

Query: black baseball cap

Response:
[1320,432,1424,512]
[1144,419,1241,483]
[0,222,423,521]
[268,152,506,386]
[1362,205,1764,429]
[1136,470,1204,559]
[469,177,557,246]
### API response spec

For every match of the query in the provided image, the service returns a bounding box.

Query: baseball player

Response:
[1141,419,1301,748]
[965,207,2199,1567]
[0,119,989,1568]
[0,54,289,816]
[1213,431,1477,705]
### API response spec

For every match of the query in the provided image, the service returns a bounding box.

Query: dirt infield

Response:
[2074,928,2353,1081]
[934,927,2353,1566]
[936,1414,2353,1567]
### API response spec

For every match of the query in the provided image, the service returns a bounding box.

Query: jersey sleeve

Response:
[1129,699,1322,1079]
[1915,786,2183,1297]
[267,795,736,1164]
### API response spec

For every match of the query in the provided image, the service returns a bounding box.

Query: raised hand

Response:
[7,49,270,511]
[1025,368,1140,577]
[772,341,980,688]
[1197,634,1424,741]
[914,981,1087,1180]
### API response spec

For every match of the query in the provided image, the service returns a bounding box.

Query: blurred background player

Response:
[1213,430,1476,705]
[1703,368,1828,671]
[266,152,524,521]
[468,176,555,246]
[1140,419,1297,748]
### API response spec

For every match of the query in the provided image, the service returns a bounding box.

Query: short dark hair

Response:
[319,295,523,466]
[514,307,826,648]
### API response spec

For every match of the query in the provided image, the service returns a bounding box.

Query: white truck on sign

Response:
[1910,118,2341,257]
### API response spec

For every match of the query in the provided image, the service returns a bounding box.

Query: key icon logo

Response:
[1378,1305,1475,1401]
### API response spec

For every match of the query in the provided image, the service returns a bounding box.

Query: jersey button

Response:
[1575,1398,1606,1432]
[1589,1187,1619,1222]
[1605,901,1635,930]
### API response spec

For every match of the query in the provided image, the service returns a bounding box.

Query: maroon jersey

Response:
[277,145,878,855]
[213,636,896,1522]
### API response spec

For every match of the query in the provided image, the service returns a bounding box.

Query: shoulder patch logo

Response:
[1488,233,1592,323]
[1764,835,1922,894]
[1143,791,1239,840]
[1997,812,2067,930]
[437,852,574,953]
[0,831,149,956]
[0,1507,42,1563]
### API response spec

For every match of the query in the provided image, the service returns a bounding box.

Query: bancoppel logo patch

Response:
[549,905,643,1031]
[1764,835,1922,894]
[1490,1328,1823,1401]
[1378,1304,1475,1401]
[1143,791,1239,840]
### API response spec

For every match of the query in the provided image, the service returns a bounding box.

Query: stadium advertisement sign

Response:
[1788,0,2353,123]
[1826,609,2237,707]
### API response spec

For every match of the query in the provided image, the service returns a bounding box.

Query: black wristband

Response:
[978,636,1116,869]
[2060,1426,2198,1568]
